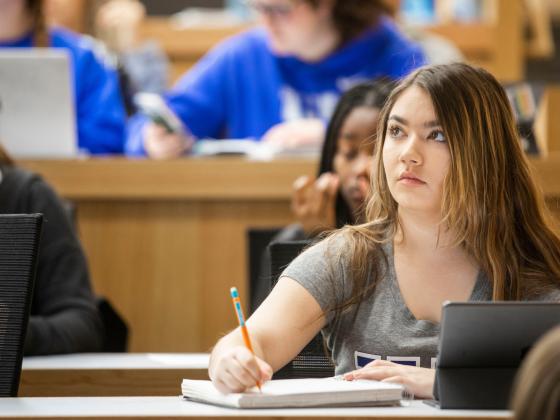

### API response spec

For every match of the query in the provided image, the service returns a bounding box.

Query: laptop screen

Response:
[438,301,560,368]
[0,49,77,158]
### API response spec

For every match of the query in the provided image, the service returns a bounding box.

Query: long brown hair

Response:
[302,0,387,44]
[510,326,560,420]
[328,63,560,316]
[27,0,49,47]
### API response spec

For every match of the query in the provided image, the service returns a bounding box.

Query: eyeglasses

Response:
[244,0,296,19]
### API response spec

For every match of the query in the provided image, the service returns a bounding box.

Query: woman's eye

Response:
[428,130,446,142]
[388,125,404,138]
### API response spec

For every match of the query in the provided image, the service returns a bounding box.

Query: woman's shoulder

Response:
[49,27,95,53]
[280,227,390,315]
[330,18,425,78]
[369,17,418,47]
[279,232,354,308]
[362,17,426,65]
[49,27,114,69]
[218,26,269,49]
[296,227,389,269]
[0,166,45,212]
[0,166,40,190]
[280,231,348,276]
[202,27,272,64]
[0,165,76,234]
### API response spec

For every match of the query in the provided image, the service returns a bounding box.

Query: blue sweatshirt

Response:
[0,28,126,155]
[126,18,425,156]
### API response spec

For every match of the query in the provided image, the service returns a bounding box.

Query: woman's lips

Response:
[398,177,426,186]
[398,171,426,185]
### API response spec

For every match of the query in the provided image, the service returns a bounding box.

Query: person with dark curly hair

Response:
[126,0,425,159]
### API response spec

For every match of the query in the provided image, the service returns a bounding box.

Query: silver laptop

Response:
[0,49,77,158]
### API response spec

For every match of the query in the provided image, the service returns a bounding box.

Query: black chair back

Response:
[0,214,42,397]
[247,227,282,314]
[269,240,335,379]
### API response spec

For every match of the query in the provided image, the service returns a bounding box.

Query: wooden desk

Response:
[20,158,315,353]
[19,353,209,397]
[19,157,560,353]
[0,398,511,419]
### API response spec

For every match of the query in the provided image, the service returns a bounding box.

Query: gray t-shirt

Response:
[281,236,493,374]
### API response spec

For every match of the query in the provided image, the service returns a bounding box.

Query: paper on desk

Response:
[182,377,403,408]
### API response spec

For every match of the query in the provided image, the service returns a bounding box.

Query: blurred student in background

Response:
[0,144,103,355]
[126,0,425,159]
[253,79,394,309]
[0,0,126,155]
[511,326,560,420]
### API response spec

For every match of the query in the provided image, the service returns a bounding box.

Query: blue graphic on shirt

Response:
[355,351,381,368]
[354,351,437,369]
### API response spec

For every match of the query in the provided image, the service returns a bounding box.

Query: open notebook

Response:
[181,377,403,408]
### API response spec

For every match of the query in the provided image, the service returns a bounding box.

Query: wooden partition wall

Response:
[21,156,560,352]
[21,158,314,352]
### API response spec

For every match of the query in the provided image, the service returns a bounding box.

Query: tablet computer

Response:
[0,49,77,158]
[433,301,560,409]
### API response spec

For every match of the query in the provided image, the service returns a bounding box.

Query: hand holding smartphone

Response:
[134,92,185,134]
[135,93,194,159]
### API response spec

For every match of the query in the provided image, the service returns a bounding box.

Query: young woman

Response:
[0,0,126,154]
[125,0,425,159]
[209,63,560,398]
[0,146,103,354]
[511,326,560,420]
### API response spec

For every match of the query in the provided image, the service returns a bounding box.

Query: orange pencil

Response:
[230,287,262,391]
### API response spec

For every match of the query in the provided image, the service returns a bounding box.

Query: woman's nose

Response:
[399,135,422,166]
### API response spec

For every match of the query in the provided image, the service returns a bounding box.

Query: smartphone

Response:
[133,93,184,134]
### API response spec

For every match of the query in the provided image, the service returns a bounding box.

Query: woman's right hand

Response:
[143,123,193,160]
[292,172,340,236]
[210,346,273,394]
